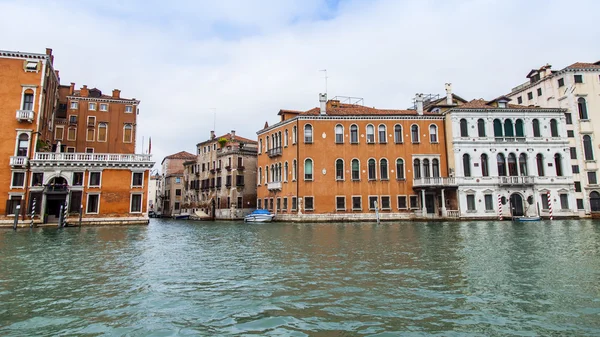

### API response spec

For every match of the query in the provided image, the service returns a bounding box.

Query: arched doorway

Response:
[590,191,600,212]
[509,193,524,216]
[44,176,69,223]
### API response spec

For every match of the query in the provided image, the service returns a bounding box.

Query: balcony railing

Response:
[498,176,534,185]
[493,137,526,142]
[10,156,28,167]
[413,177,457,187]
[447,210,459,218]
[16,110,34,123]
[267,181,282,190]
[268,147,283,158]
[33,153,153,163]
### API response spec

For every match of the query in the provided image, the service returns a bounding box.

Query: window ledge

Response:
[336,179,345,182]
[352,208,362,211]
[380,179,389,181]
[398,208,408,210]
[466,210,477,213]
[352,179,361,182]
[484,210,496,213]
[412,142,420,144]
[381,208,391,211]
[335,142,344,144]
[336,208,346,211]
[396,178,406,181]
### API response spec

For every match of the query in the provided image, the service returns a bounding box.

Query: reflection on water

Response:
[1,220,599,336]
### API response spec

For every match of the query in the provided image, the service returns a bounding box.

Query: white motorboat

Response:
[244,209,275,223]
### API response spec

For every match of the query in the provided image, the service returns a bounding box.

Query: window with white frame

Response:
[97,123,108,142]
[99,103,108,111]
[368,196,378,210]
[132,172,143,187]
[89,172,101,187]
[304,196,314,210]
[336,196,345,211]
[304,159,313,180]
[125,105,133,113]
[130,194,143,213]
[397,195,407,209]
[380,196,391,210]
[304,125,313,143]
[429,125,438,143]
[366,124,375,143]
[123,124,133,143]
[70,101,78,109]
[12,172,25,188]
[86,194,100,214]
[55,126,64,140]
[467,194,476,211]
[67,127,77,141]
[89,102,97,111]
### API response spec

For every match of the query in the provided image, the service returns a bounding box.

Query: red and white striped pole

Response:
[547,191,553,220]
[498,194,503,220]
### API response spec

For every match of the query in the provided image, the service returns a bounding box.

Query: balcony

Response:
[267,181,282,190]
[10,156,28,167]
[493,137,526,143]
[30,153,154,169]
[413,177,457,188]
[237,166,245,171]
[497,176,534,186]
[16,110,34,123]
[268,147,283,158]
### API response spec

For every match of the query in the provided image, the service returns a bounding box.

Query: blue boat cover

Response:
[251,209,271,215]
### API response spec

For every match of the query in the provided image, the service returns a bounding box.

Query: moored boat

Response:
[513,216,541,222]
[173,213,190,220]
[244,209,275,223]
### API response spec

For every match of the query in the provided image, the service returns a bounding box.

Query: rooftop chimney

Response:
[69,82,75,95]
[112,89,121,99]
[445,83,453,105]
[45,48,54,64]
[210,130,215,140]
[80,85,89,97]
[416,94,424,115]
[231,130,236,140]
[319,93,327,115]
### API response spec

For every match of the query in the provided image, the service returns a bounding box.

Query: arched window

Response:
[413,159,421,179]
[515,119,524,137]
[292,126,297,144]
[350,124,359,143]
[460,119,468,137]
[266,136,270,151]
[123,124,133,143]
[304,159,313,180]
[98,122,108,142]
[284,162,288,181]
[536,154,545,176]
[429,125,438,143]
[351,159,360,180]
[477,119,486,137]
[16,133,29,156]
[284,129,288,147]
[481,154,489,176]
[555,154,563,176]
[380,159,388,180]
[493,119,503,137]
[335,124,344,143]
[258,167,262,185]
[590,191,600,212]
[378,124,387,143]
[423,159,430,178]
[336,159,344,180]
[411,125,419,143]
[266,165,269,182]
[519,153,528,176]
[497,153,506,176]
[271,165,275,182]
[366,125,375,143]
[550,119,559,137]
[463,154,471,177]
[292,159,297,180]
[368,159,376,180]
[432,159,440,177]
[278,131,282,148]
[504,119,514,137]
[396,159,405,179]
[394,125,403,143]
[578,97,588,119]
[532,119,541,137]
[508,153,518,176]
[259,139,263,153]
[584,135,594,160]
[304,125,313,143]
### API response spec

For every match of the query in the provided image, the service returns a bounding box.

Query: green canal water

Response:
[1,219,600,336]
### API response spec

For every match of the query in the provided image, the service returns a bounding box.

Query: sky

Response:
[1,0,599,170]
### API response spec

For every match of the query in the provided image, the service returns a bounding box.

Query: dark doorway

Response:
[510,193,524,216]
[590,191,600,212]
[425,194,435,214]
[45,194,67,223]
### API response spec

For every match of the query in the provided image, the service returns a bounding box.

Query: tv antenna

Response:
[320,69,328,95]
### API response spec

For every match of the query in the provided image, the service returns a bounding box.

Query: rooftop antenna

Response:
[319,69,328,95]
[209,108,216,132]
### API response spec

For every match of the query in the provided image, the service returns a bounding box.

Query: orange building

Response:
[0,48,153,227]
[256,94,454,221]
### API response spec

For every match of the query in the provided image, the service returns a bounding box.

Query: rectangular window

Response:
[397,196,407,209]
[292,197,297,211]
[176,177,181,183]
[369,196,378,210]
[7,197,22,215]
[380,196,390,210]
[89,172,101,187]
[572,165,580,174]
[175,202,180,210]
[131,194,142,213]
[86,194,99,214]
[264,198,268,210]
[55,126,64,140]
[89,102,96,111]
[97,124,107,142]
[132,172,143,187]
[69,191,82,213]
[567,130,574,138]
[276,198,280,211]
[409,195,419,209]
[304,197,314,210]
[73,172,84,186]
[99,103,108,111]
[517,96,522,104]
[86,128,95,142]
[67,127,76,141]
[87,116,96,127]
[31,172,43,186]
[575,181,582,192]
[484,194,494,211]
[559,194,569,209]
[467,194,476,211]
[282,197,288,210]
[537,88,542,96]
[23,93,34,110]
[257,199,262,209]
[67,147,75,153]
[527,92,533,100]
[123,125,133,143]
[175,189,181,196]
[70,101,78,109]
[12,172,25,187]
[69,115,77,124]
[541,194,549,209]
[85,147,94,153]
[574,75,583,83]
[570,147,577,159]
[125,105,133,113]
[350,196,360,210]
[558,78,565,87]
[237,196,243,209]
[565,113,572,125]
[588,171,597,184]
[577,198,584,210]
[336,196,345,211]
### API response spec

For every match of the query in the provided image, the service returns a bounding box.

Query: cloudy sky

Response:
[1,0,598,168]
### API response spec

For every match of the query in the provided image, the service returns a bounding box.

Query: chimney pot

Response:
[80,85,89,97]
[69,82,75,95]
[415,94,424,115]
[210,130,215,140]
[445,83,453,105]
[45,48,52,56]
[319,93,327,115]
[112,89,121,98]
[231,130,236,139]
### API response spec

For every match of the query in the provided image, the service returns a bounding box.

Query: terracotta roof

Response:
[456,99,556,110]
[164,151,197,160]
[278,109,302,115]
[424,94,468,111]
[566,62,600,69]
[299,104,426,116]
[71,90,137,101]
[215,133,257,144]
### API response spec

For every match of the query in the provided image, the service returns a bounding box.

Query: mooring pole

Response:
[30,198,36,228]
[58,204,63,228]
[62,202,68,227]
[13,205,20,230]
[78,204,83,227]
[375,201,380,224]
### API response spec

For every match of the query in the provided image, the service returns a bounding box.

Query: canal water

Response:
[1,219,599,336]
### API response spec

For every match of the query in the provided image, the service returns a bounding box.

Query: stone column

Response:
[441,188,447,217]
[421,189,427,216]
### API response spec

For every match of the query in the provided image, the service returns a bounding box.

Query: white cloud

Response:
[1,0,598,168]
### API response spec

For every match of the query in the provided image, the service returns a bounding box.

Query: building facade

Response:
[506,62,600,216]
[158,151,196,217]
[256,94,454,221]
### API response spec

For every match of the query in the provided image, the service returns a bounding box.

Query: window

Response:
[536,154,544,176]
[292,197,297,211]
[572,165,580,174]
[292,126,297,144]
[366,124,375,143]
[276,198,280,211]
[368,196,378,210]
[422,159,430,178]
[498,101,507,108]
[304,197,314,210]
[86,127,95,142]
[304,125,313,143]
[565,113,572,125]
[413,159,421,179]
[351,159,360,180]
[237,196,243,209]
[484,194,494,211]
[292,160,297,180]
[16,133,29,157]
[86,194,99,214]
[504,119,514,137]
[284,162,288,182]
[175,177,181,184]
[70,101,78,109]
[73,172,83,186]
[85,147,94,153]
[397,196,407,209]
[477,154,488,177]
[584,135,594,160]
[588,171,597,185]
[493,119,503,137]
[304,159,313,180]
[67,127,76,141]
[284,129,288,147]
[477,119,485,137]
[336,159,344,180]
[558,78,564,87]
[350,125,358,143]
[132,172,143,187]
[131,194,142,213]
[31,172,43,186]
[394,125,403,143]
[570,147,577,159]
[575,181,582,192]
[537,88,542,96]
[89,172,101,187]
[12,172,25,187]
[175,202,180,211]
[577,199,584,210]
[530,119,540,138]
[497,154,507,176]
[352,196,362,210]
[578,98,588,119]
[550,119,559,137]
[7,196,22,215]
[567,130,575,138]
[411,125,419,143]
[460,119,468,137]
[527,92,533,100]
[467,194,476,211]
[379,159,388,180]
[99,103,108,111]
[282,197,287,211]
[429,125,438,143]
[519,153,528,176]
[432,159,440,177]
[97,123,107,142]
[123,124,133,143]
[259,139,263,153]
[368,159,376,180]
[23,93,34,110]
[334,125,344,143]
[89,102,96,111]
[125,105,133,113]
[380,196,390,210]
[541,193,549,209]
[574,74,583,83]
[517,96,523,104]
[515,119,524,137]
[378,124,386,143]
[508,153,517,176]
[66,147,75,153]
[409,195,419,209]
[396,159,405,180]
[336,196,345,210]
[55,126,64,140]
[463,154,471,177]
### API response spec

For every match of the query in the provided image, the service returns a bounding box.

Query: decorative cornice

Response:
[508,67,600,96]
[0,50,49,60]
[67,96,140,105]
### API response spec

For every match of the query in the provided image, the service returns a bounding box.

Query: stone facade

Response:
[158,151,196,217]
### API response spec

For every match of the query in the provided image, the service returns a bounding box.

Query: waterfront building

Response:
[184,131,258,219]
[147,173,160,213]
[506,62,600,216]
[158,151,196,217]
[256,94,454,221]
[0,48,154,226]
